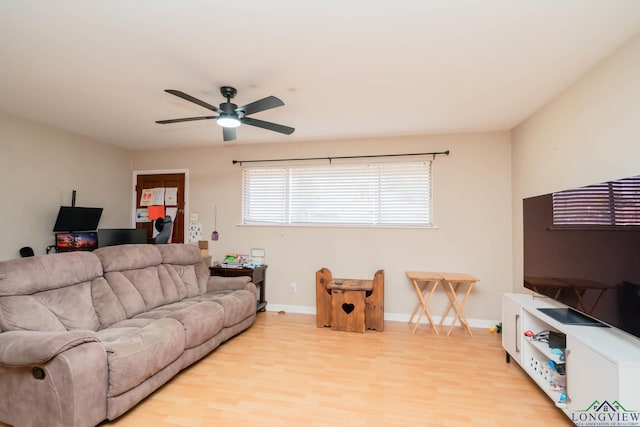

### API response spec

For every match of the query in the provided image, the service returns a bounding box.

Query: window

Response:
[552,175,640,226]
[242,161,432,227]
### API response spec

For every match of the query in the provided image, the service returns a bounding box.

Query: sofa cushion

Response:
[0,252,103,332]
[193,290,256,327]
[97,317,185,397]
[158,244,209,297]
[0,251,102,296]
[0,295,67,332]
[134,301,224,349]
[95,244,210,318]
[94,244,162,273]
[162,264,203,299]
[157,243,202,266]
[94,245,168,317]
[92,277,127,329]
[0,281,102,332]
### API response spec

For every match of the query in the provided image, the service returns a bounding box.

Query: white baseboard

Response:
[265,304,499,330]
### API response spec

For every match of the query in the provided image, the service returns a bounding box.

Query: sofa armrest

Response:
[0,330,100,367]
[207,275,252,292]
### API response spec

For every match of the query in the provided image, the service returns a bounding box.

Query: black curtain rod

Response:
[232,150,450,165]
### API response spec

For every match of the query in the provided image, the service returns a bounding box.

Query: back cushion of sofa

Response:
[91,276,127,328]
[95,244,162,273]
[95,245,164,317]
[0,252,103,332]
[157,244,209,297]
[94,244,192,319]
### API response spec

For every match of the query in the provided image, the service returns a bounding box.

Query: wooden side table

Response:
[316,268,384,332]
[406,271,478,336]
[327,279,372,333]
[210,265,267,312]
[438,272,479,336]
[406,271,444,335]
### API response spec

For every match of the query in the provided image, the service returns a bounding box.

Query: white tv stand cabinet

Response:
[502,293,640,423]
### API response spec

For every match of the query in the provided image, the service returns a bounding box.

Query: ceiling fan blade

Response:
[156,116,217,124]
[242,117,295,135]
[165,89,220,113]
[223,127,237,142]
[237,96,284,116]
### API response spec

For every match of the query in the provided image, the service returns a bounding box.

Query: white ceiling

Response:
[1,1,640,150]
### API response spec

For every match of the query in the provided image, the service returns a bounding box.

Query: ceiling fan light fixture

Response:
[216,115,241,128]
[157,86,295,140]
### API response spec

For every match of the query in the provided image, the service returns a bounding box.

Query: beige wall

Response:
[0,111,132,260]
[511,33,640,290]
[132,132,512,323]
[2,33,636,325]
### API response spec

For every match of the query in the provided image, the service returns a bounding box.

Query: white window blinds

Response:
[552,175,640,226]
[242,167,289,224]
[242,161,432,226]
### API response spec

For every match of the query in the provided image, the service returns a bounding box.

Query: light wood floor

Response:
[97,312,572,427]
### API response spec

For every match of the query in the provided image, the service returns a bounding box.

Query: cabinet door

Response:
[502,295,523,364]
[566,337,617,414]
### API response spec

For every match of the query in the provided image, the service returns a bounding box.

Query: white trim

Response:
[266,304,317,315]
[265,304,498,330]
[131,169,190,242]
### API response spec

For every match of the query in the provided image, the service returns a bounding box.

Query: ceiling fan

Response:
[156,86,295,142]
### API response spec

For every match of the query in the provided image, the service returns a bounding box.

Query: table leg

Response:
[409,280,436,322]
[445,282,475,336]
[457,283,474,336]
[423,280,441,335]
[409,279,440,335]
[408,281,425,324]
[439,281,457,328]
[410,280,430,333]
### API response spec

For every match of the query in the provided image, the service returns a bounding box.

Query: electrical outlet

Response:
[190,213,198,221]
[289,282,297,293]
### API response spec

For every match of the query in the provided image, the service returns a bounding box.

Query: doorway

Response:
[133,171,188,244]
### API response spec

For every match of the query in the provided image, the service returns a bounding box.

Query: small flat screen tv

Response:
[53,206,103,232]
[523,174,640,341]
[55,232,98,252]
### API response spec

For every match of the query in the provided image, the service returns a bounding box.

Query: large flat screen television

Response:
[53,206,103,232]
[523,175,640,341]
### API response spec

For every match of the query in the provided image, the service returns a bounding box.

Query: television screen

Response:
[55,232,75,252]
[53,206,103,232]
[97,228,147,247]
[55,232,98,252]
[523,175,640,341]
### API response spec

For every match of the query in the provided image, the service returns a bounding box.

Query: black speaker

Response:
[20,247,34,257]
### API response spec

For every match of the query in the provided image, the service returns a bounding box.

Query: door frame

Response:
[131,169,190,243]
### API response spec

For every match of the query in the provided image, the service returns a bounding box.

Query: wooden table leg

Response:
[408,281,425,324]
[409,279,440,335]
[456,282,474,336]
[409,280,435,323]
[438,281,456,329]
[444,282,475,336]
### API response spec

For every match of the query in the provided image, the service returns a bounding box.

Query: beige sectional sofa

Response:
[0,243,257,427]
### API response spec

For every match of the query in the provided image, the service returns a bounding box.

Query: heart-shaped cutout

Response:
[342,303,355,314]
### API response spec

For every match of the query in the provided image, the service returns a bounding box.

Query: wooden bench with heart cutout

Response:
[316,268,384,333]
